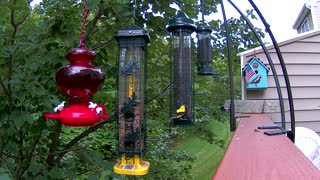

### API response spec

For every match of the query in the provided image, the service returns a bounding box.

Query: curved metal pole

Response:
[220,0,236,131]
[226,0,286,130]
[248,0,295,142]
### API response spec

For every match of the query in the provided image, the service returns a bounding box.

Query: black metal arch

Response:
[220,0,295,142]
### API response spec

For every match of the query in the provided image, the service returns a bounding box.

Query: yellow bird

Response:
[176,105,186,119]
[176,105,186,113]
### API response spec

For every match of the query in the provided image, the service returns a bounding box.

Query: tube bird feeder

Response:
[113,25,150,176]
[197,23,218,75]
[167,11,196,126]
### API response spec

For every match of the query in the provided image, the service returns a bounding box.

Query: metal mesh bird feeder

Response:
[197,23,218,75]
[167,11,196,126]
[196,0,217,75]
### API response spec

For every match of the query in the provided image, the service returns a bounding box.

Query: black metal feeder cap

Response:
[114,25,150,43]
[198,67,219,76]
[167,11,197,32]
[197,23,212,33]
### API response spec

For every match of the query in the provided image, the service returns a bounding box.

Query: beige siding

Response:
[284,121,320,133]
[265,52,320,64]
[292,98,320,110]
[240,31,320,134]
[269,42,320,53]
[246,87,320,99]
[268,64,320,76]
[268,75,320,87]
[299,34,320,42]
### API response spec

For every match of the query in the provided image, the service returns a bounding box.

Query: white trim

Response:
[311,5,319,31]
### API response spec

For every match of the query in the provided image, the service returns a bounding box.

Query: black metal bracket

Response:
[257,124,281,129]
[264,129,287,136]
[258,124,294,140]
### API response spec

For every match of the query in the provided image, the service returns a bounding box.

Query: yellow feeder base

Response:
[114,155,150,176]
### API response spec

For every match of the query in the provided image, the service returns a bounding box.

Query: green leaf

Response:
[32,85,47,97]
[88,173,99,180]
[87,0,100,10]
[28,164,44,176]
[48,167,64,179]
[11,110,33,128]
[0,3,29,11]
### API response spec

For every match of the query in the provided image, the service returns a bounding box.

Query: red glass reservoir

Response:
[44,47,107,126]
[56,47,105,104]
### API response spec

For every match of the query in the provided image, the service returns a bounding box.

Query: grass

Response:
[174,119,233,180]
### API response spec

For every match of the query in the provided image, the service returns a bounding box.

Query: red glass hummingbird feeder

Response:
[44,0,107,126]
[44,47,107,126]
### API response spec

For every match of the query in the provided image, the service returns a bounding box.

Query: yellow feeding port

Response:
[128,75,135,97]
[114,155,150,176]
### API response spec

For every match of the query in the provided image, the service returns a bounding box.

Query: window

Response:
[301,18,310,33]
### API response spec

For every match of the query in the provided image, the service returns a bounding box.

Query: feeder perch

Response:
[44,47,108,126]
[113,25,150,176]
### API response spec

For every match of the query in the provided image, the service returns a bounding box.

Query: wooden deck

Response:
[212,114,320,180]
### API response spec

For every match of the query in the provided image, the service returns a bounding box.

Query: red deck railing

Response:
[212,114,320,180]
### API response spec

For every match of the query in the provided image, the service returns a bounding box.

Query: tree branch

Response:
[10,2,31,177]
[54,113,115,164]
[92,39,113,50]
[146,83,171,104]
[0,74,10,97]
[20,118,46,176]
[7,54,14,112]
[83,6,102,44]
[36,147,85,157]
[46,122,62,168]
[8,0,30,112]
[14,128,24,178]
[10,0,30,30]
[54,82,170,164]
[8,5,16,111]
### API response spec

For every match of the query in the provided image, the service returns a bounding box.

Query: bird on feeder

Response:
[176,105,186,119]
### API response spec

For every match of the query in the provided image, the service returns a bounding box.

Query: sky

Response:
[170,0,307,42]
[30,0,306,42]
[206,0,306,43]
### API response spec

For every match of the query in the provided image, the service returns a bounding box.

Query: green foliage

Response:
[0,0,264,179]
[174,115,233,179]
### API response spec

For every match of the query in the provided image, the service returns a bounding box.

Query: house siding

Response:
[240,31,320,134]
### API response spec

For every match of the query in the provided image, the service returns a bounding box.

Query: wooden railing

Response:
[212,114,320,180]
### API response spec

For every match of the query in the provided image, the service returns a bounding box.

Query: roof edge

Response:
[292,4,310,29]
